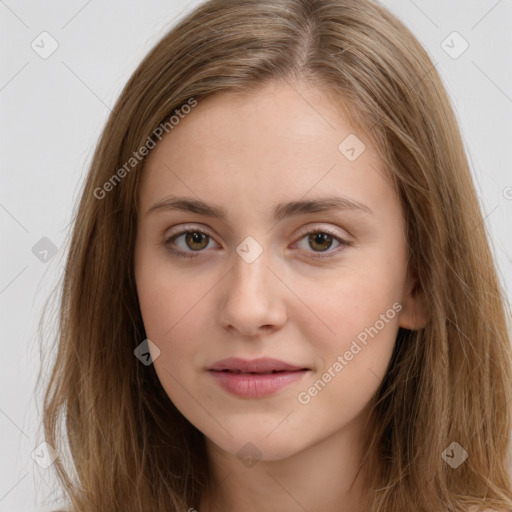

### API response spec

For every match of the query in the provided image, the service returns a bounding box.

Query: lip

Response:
[208,357,309,398]
[209,357,307,373]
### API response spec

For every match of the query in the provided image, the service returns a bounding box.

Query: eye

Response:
[293,227,352,259]
[164,225,352,260]
[165,227,218,259]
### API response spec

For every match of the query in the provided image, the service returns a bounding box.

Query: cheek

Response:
[288,259,405,410]
[134,255,217,366]
[291,266,404,345]
[293,276,402,429]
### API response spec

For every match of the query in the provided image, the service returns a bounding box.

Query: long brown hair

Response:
[39,0,512,510]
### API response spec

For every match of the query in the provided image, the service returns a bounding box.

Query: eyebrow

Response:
[146,195,373,221]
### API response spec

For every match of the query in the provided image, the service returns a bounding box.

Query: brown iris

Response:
[308,232,334,252]
[185,231,209,251]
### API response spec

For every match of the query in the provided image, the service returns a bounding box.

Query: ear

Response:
[398,275,429,330]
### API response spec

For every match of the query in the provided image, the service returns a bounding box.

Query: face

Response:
[134,80,425,461]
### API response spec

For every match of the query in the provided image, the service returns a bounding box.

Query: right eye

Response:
[165,228,219,259]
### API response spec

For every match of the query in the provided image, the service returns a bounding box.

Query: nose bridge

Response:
[219,237,286,334]
[230,240,271,299]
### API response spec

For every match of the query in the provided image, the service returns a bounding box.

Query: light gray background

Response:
[1,1,511,510]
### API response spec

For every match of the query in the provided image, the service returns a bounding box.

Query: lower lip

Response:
[208,370,308,398]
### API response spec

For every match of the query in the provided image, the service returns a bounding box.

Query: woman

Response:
[41,0,512,510]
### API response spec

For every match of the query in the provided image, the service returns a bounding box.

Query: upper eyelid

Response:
[164,223,350,240]
[165,223,217,241]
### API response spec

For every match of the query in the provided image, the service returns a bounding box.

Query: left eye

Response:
[294,230,348,255]
[164,228,351,259]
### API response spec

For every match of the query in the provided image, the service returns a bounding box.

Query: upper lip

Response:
[208,357,308,373]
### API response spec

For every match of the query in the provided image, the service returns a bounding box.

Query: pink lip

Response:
[208,357,309,398]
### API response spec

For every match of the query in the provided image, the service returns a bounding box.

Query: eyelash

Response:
[164,225,352,260]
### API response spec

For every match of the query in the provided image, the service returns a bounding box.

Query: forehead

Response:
[154,81,366,159]
[138,81,393,218]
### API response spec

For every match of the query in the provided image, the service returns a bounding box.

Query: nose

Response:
[218,248,288,337]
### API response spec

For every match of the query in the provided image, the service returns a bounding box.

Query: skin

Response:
[134,79,428,512]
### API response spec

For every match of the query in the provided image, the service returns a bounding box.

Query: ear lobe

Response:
[398,279,429,330]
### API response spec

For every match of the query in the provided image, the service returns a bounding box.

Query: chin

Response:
[204,425,308,463]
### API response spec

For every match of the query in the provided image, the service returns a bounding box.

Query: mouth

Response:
[208,357,310,398]
[211,369,305,374]
[208,357,309,373]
